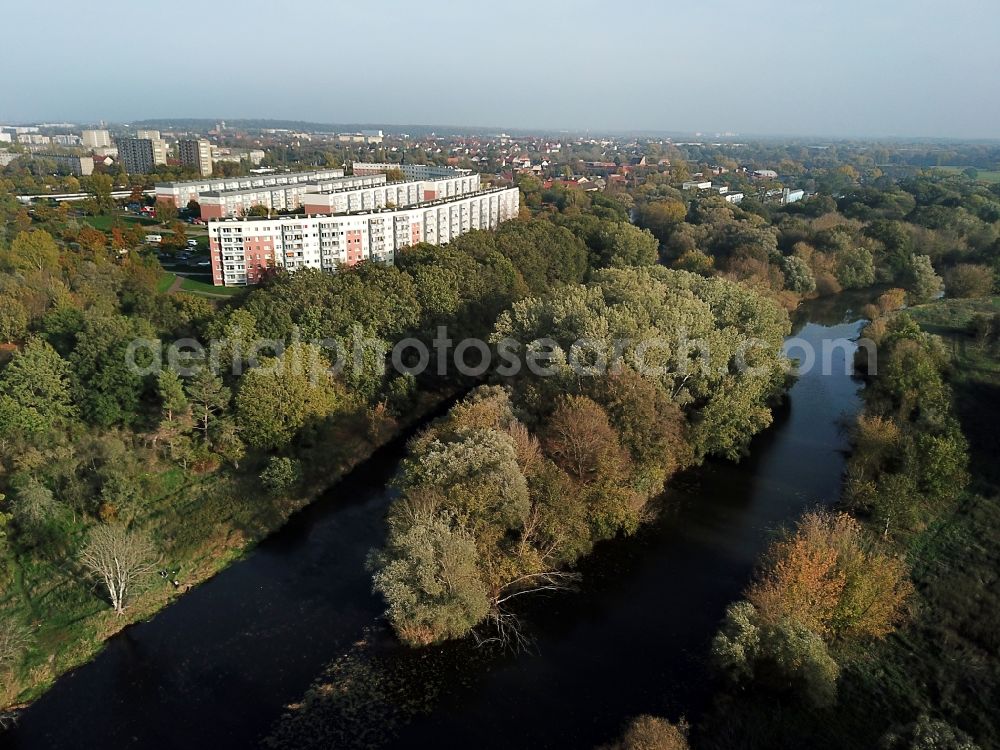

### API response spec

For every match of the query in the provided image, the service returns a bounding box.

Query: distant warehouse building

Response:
[209,186,519,286]
[154,168,346,208]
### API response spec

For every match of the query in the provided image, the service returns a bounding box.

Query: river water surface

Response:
[0,291,873,750]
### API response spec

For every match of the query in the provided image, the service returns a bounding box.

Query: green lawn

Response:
[179,276,242,297]
[156,272,177,293]
[930,166,1000,183]
[155,271,242,298]
[906,296,1000,337]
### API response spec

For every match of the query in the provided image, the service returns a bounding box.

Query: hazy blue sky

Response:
[4,0,998,138]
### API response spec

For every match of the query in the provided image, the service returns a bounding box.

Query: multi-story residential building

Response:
[208,186,519,286]
[33,154,94,176]
[336,130,384,144]
[154,168,346,208]
[198,170,480,220]
[131,131,167,163]
[151,138,168,165]
[199,174,385,219]
[115,137,156,174]
[301,173,481,215]
[351,162,472,180]
[81,129,111,148]
[178,138,213,177]
[210,147,267,166]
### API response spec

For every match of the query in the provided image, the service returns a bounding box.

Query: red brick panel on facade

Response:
[210,240,223,285]
[201,203,225,220]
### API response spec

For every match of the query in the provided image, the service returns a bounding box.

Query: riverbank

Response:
[693,294,1000,749]
[0,388,454,714]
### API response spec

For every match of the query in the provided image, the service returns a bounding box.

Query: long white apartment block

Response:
[199,174,387,219]
[352,162,472,180]
[154,169,346,208]
[301,172,481,215]
[208,186,519,287]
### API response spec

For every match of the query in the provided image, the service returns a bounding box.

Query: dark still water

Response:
[0,291,873,750]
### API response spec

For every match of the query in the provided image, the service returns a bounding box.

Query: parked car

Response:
[187,239,198,247]
[144,234,163,244]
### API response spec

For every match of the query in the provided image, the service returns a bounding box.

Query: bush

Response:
[259,456,302,494]
[906,254,943,304]
[368,512,489,646]
[968,312,998,347]
[712,510,914,708]
[603,715,690,750]
[711,601,840,708]
[945,263,994,299]
[881,714,982,750]
[781,255,817,294]
[835,246,876,289]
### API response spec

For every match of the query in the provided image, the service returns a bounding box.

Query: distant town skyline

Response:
[4,0,999,140]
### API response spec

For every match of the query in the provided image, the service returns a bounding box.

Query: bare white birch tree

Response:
[79,525,159,615]
[0,616,29,674]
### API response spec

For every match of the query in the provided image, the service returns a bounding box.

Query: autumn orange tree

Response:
[713,510,913,706]
[748,511,913,640]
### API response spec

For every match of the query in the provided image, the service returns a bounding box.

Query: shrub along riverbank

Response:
[683,295,999,749]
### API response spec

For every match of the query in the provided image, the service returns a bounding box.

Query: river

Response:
[0,290,873,750]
